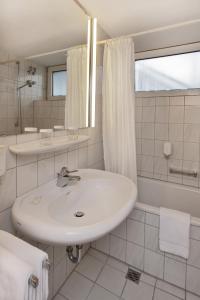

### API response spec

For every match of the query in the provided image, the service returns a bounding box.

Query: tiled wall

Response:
[33,100,65,129]
[136,92,200,188]
[0,50,46,135]
[92,206,200,297]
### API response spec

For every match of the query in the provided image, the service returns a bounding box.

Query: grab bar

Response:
[169,167,198,178]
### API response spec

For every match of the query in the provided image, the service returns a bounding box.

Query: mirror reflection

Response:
[0,0,90,136]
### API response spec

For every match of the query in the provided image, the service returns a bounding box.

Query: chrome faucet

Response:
[56,167,81,187]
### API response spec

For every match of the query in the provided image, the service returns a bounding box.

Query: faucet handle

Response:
[59,167,78,177]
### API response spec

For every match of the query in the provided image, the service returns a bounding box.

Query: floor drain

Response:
[126,268,141,284]
[74,211,85,218]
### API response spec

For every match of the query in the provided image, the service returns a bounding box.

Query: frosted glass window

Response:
[135,51,200,91]
[52,70,67,96]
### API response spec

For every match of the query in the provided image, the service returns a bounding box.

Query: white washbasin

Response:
[12,169,137,245]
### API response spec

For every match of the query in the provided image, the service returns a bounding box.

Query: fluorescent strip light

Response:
[91,18,97,127]
[86,17,91,127]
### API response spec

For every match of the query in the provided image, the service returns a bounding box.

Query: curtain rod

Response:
[24,18,200,60]
[135,40,200,54]
[98,18,200,45]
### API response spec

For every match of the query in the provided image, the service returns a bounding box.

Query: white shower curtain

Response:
[102,38,137,183]
[65,46,87,129]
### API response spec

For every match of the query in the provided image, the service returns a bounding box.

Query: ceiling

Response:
[81,0,200,37]
[0,0,88,57]
[1,0,200,59]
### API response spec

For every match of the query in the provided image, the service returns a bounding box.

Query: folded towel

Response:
[0,245,33,300]
[159,207,190,259]
[0,230,49,300]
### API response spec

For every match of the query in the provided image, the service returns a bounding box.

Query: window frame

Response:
[135,43,200,95]
[47,64,66,100]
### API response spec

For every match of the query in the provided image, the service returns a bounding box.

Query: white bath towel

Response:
[0,230,49,300]
[159,207,190,259]
[0,245,33,300]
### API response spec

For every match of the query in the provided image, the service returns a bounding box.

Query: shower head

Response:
[17,80,36,90]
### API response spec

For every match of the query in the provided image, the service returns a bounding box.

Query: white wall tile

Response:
[164,257,186,288]
[95,234,110,254]
[169,106,184,123]
[142,106,155,123]
[190,226,200,241]
[185,107,200,124]
[38,157,55,186]
[188,239,200,268]
[155,124,168,140]
[141,155,154,173]
[110,235,126,261]
[0,208,14,233]
[184,124,200,142]
[156,97,169,106]
[169,124,184,141]
[142,97,155,106]
[154,157,168,175]
[170,96,184,106]
[142,123,154,139]
[112,220,126,239]
[144,249,164,279]
[127,219,144,246]
[186,265,200,295]
[145,225,160,253]
[78,147,88,168]
[156,106,169,123]
[0,168,16,211]
[145,213,159,227]
[126,241,144,270]
[54,153,68,174]
[68,149,78,170]
[171,142,183,160]
[141,139,154,155]
[136,106,142,122]
[17,162,37,196]
[183,143,199,161]
[185,96,200,106]
[129,208,145,223]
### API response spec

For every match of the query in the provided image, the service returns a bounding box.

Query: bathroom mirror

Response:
[0,0,94,136]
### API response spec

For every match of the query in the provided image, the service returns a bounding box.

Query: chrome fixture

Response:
[15,80,36,133]
[56,167,81,187]
[66,245,83,263]
[169,167,198,178]
[17,80,36,90]
[27,66,37,75]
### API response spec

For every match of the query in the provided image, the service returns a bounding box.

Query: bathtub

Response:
[136,177,200,224]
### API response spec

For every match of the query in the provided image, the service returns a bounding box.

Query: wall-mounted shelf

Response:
[9,135,89,155]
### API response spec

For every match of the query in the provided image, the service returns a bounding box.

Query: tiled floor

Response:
[54,249,200,300]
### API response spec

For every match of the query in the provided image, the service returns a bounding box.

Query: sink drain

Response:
[74,211,85,218]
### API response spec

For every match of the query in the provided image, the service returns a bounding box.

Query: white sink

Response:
[12,169,137,245]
